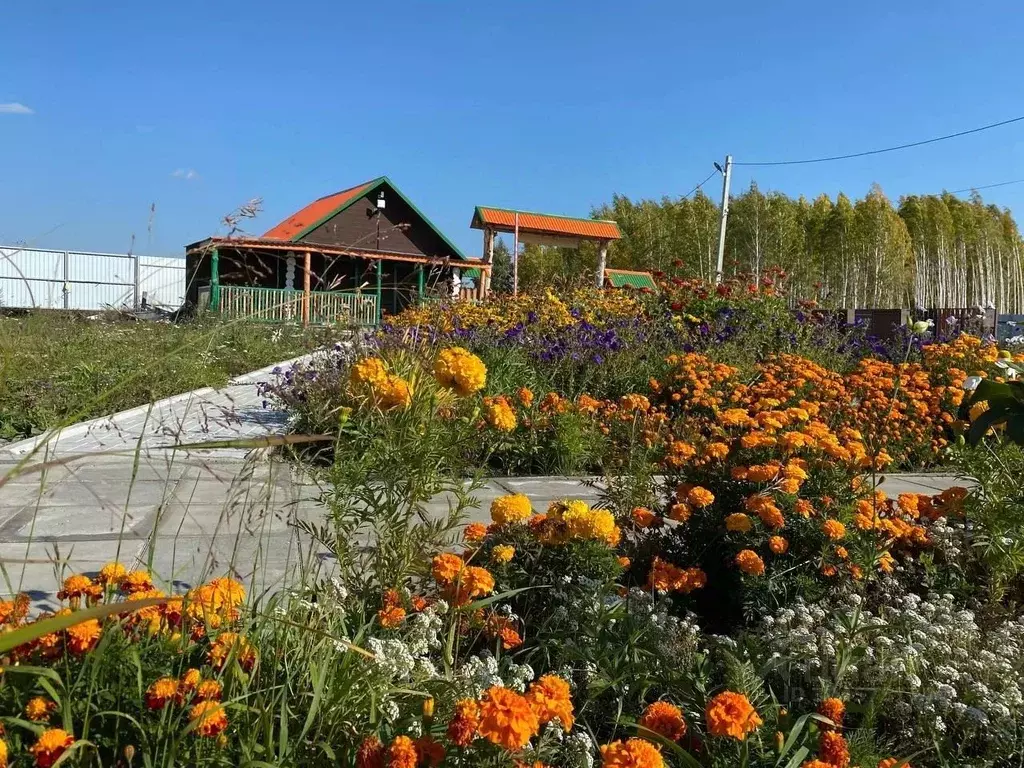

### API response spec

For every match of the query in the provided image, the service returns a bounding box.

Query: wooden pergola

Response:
[470,207,621,294]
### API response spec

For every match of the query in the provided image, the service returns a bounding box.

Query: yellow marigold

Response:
[735,549,765,576]
[194,679,222,702]
[878,551,896,573]
[385,735,417,768]
[818,697,845,729]
[434,347,487,396]
[431,552,465,584]
[30,729,74,768]
[97,562,127,587]
[174,668,201,703]
[378,605,406,628]
[491,494,532,525]
[517,387,535,407]
[485,397,517,432]
[24,697,55,722]
[778,478,802,494]
[188,700,228,738]
[66,618,101,655]
[819,731,850,767]
[207,632,257,672]
[0,739,6,768]
[376,374,414,411]
[719,408,751,428]
[769,536,789,554]
[350,357,389,389]
[686,486,715,508]
[146,677,179,710]
[492,545,515,564]
[464,522,488,542]
[704,442,730,461]
[822,519,847,540]
[57,574,95,601]
[801,762,835,768]
[477,686,540,751]
[120,570,154,595]
[639,700,687,741]
[526,674,575,731]
[447,699,480,747]
[705,691,762,740]
[599,737,666,768]
[725,513,753,533]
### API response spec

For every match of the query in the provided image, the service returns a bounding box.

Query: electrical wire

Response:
[734,115,1024,167]
[680,170,718,199]
[950,178,1024,194]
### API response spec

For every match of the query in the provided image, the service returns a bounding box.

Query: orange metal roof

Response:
[262,179,379,240]
[472,206,621,241]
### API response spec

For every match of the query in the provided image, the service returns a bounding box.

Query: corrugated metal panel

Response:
[606,270,657,290]
[67,251,133,285]
[67,281,132,310]
[473,207,621,240]
[0,247,64,281]
[138,257,185,307]
[0,278,64,308]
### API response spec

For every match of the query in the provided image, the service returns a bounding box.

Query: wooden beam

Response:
[210,247,220,310]
[596,241,609,289]
[302,250,311,327]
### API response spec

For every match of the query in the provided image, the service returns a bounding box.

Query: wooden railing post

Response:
[302,250,311,327]
[210,247,220,311]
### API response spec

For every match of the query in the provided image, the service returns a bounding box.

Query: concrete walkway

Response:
[0,355,969,608]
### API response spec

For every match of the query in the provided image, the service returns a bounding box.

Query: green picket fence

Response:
[216,286,378,326]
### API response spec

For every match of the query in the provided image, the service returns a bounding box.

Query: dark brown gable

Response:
[297,183,460,259]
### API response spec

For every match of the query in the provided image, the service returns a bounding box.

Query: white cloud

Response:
[0,103,34,115]
[171,168,199,180]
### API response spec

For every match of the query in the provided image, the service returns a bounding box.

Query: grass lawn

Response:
[0,311,332,440]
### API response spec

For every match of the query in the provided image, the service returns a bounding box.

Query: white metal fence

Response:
[0,246,185,310]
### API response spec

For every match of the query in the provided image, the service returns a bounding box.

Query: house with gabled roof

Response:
[185,176,489,325]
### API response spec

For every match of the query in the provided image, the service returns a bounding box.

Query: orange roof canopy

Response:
[471,206,620,241]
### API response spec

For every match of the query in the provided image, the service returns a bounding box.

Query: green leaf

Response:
[967,407,1009,445]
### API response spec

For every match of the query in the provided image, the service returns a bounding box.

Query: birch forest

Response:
[592,184,1024,311]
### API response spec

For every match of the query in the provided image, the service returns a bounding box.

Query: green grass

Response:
[0,311,332,440]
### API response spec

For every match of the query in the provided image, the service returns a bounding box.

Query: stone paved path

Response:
[0,356,970,609]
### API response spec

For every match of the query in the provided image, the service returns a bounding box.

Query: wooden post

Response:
[302,250,311,326]
[375,259,383,324]
[482,228,495,295]
[210,247,220,310]
[596,241,608,288]
[417,263,425,303]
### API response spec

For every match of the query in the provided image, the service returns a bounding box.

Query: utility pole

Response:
[714,154,733,284]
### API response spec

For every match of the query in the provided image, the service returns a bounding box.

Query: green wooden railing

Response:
[218,286,378,326]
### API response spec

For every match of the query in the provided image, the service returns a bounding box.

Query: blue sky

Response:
[2,1,1023,257]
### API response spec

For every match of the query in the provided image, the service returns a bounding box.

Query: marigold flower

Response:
[459,566,495,599]
[668,503,692,523]
[0,739,7,768]
[819,731,850,767]
[464,522,488,542]
[97,562,127,587]
[357,735,385,768]
[801,761,835,768]
[177,668,202,702]
[195,679,222,702]
[822,519,846,540]
[769,536,789,554]
[378,605,406,629]
[817,697,845,729]
[517,387,535,407]
[384,735,417,768]
[492,545,515,564]
[30,728,74,768]
[431,552,465,584]
[447,699,480,747]
[350,357,390,389]
[414,736,446,767]
[25,697,56,722]
[878,759,911,768]
[188,700,228,737]
[686,486,715,508]
[735,549,765,576]
[434,347,487,396]
[491,494,533,525]
[207,632,257,672]
[599,737,665,768]
[704,441,730,460]
[725,513,753,533]
[639,701,687,741]
[485,397,518,432]
[618,556,631,569]
[478,686,540,751]
[66,618,101,655]
[146,677,179,710]
[526,675,574,731]
[631,507,659,528]
[120,570,154,595]
[794,499,814,518]
[878,551,896,573]
[57,574,96,602]
[0,594,29,626]
[705,691,762,740]
[375,374,413,411]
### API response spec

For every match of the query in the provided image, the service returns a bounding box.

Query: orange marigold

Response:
[24,697,55,722]
[195,679,223,702]
[725,513,753,533]
[492,545,515,564]
[705,691,762,740]
[599,737,665,768]
[29,728,74,768]
[460,566,495,598]
[431,553,465,585]
[631,507,659,528]
[188,700,228,738]
[120,570,154,595]
[145,677,179,710]
[768,536,789,554]
[819,731,850,767]
[385,735,417,768]
[477,686,540,751]
[878,759,911,768]
[357,735,385,768]
[207,632,257,672]
[378,605,406,629]
[57,574,96,601]
[639,701,687,741]
[686,486,715,508]
[447,699,480,747]
[464,522,488,542]
[822,519,847,540]
[526,675,575,731]
[97,562,127,587]
[66,618,101,655]
[414,736,446,767]
[817,697,845,729]
[735,549,765,576]
[517,387,535,408]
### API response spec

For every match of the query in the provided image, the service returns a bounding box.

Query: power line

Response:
[680,170,718,199]
[950,178,1024,194]
[734,114,1024,167]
